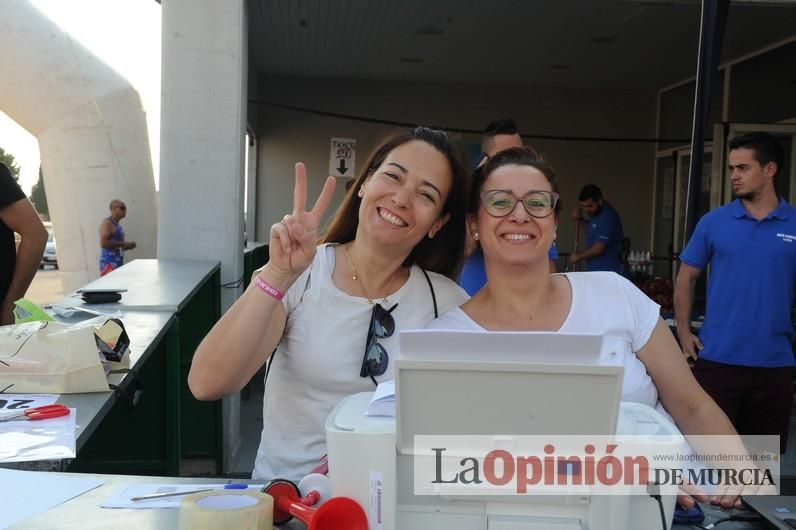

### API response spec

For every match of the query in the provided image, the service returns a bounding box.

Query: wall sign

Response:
[330,137,357,179]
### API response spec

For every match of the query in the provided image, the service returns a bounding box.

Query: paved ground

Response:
[26,267,63,306]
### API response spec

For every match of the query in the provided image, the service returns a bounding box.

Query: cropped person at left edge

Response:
[0,163,47,324]
[189,127,469,482]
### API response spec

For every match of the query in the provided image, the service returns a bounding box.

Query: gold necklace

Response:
[343,244,389,305]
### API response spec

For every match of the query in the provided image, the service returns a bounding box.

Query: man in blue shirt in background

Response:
[570,184,623,273]
[675,132,796,452]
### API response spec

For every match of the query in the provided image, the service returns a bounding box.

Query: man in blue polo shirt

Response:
[675,132,796,452]
[570,184,623,273]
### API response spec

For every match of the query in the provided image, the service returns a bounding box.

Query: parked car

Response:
[40,231,57,269]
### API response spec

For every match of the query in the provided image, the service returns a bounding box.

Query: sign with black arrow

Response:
[329,137,356,179]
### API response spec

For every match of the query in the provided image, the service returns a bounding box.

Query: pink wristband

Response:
[254,276,285,301]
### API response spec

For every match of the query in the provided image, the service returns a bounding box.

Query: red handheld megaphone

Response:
[264,478,368,530]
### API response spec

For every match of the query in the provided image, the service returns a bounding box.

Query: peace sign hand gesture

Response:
[267,163,337,286]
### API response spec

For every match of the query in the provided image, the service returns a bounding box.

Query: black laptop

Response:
[743,496,796,529]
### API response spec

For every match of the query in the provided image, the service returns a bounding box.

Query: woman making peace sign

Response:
[189,127,469,481]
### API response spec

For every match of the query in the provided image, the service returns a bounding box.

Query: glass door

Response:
[652,144,712,281]
[673,146,713,270]
[652,154,676,279]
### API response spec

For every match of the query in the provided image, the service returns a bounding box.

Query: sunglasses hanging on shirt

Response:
[360,302,398,385]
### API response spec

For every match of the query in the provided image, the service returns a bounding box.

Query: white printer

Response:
[325,331,685,530]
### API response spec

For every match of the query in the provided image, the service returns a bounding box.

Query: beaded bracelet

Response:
[254,276,285,301]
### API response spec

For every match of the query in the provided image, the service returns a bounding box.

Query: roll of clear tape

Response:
[179,490,274,530]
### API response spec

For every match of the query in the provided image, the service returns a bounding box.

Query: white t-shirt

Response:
[427,272,664,412]
[253,244,469,481]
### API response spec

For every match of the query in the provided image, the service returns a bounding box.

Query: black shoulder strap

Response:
[421,268,438,318]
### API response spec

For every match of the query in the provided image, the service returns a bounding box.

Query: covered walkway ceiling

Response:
[249,0,796,89]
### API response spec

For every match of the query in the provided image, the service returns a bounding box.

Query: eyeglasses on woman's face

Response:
[480,189,559,219]
[360,302,397,385]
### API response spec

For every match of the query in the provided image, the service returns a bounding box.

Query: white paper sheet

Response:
[365,380,395,417]
[0,469,104,529]
[101,483,264,509]
[0,408,76,462]
[0,394,59,417]
[51,304,122,319]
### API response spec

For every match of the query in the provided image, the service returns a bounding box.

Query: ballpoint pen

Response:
[130,483,248,501]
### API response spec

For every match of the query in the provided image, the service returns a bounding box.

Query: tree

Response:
[0,147,20,181]
[30,167,49,217]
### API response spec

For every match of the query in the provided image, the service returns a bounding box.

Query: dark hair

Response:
[481,118,519,152]
[468,147,561,216]
[577,184,603,202]
[322,126,469,279]
[729,132,783,177]
[483,118,518,137]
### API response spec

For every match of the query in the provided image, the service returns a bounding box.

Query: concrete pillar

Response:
[159,0,247,474]
[0,0,158,292]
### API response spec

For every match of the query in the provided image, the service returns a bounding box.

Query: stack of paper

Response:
[0,395,75,463]
[365,380,395,417]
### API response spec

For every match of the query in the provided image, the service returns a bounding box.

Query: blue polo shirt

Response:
[459,243,559,296]
[680,198,796,367]
[585,203,623,273]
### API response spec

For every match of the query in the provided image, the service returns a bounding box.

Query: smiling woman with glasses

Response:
[189,127,470,484]
[427,146,759,510]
